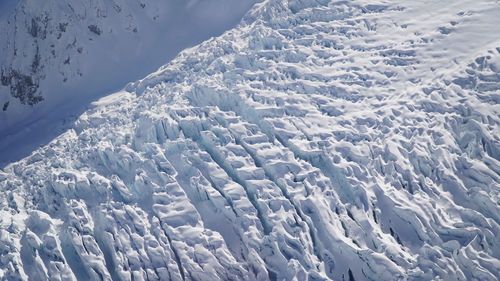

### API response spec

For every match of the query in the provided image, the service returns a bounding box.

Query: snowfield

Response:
[1,0,500,280]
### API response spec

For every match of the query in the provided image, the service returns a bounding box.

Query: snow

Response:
[0,0,257,150]
[1,0,500,280]
[0,0,19,20]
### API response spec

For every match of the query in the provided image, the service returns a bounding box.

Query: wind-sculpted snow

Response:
[1,0,500,280]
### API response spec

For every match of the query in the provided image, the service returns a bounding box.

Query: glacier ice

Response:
[1,0,500,280]
[0,0,257,134]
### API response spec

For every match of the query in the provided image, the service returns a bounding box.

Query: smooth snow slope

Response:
[1,0,500,280]
[0,0,20,20]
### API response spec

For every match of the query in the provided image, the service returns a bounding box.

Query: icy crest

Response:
[1,0,500,280]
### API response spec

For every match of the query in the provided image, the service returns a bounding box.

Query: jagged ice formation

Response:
[1,0,500,280]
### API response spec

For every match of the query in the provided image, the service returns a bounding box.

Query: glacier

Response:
[0,0,256,136]
[1,0,500,280]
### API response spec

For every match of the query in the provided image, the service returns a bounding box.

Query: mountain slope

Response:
[0,0,256,131]
[1,0,500,280]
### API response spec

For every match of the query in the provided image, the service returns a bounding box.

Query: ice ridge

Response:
[1,0,500,280]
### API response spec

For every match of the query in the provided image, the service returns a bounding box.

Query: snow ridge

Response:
[1,0,500,280]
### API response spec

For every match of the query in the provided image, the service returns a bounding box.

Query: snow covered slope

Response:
[0,0,256,131]
[1,0,500,280]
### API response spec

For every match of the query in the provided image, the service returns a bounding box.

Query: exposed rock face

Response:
[0,0,255,130]
[1,69,42,106]
[1,1,147,107]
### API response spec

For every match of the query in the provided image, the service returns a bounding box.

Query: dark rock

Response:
[1,69,43,106]
[88,24,102,35]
